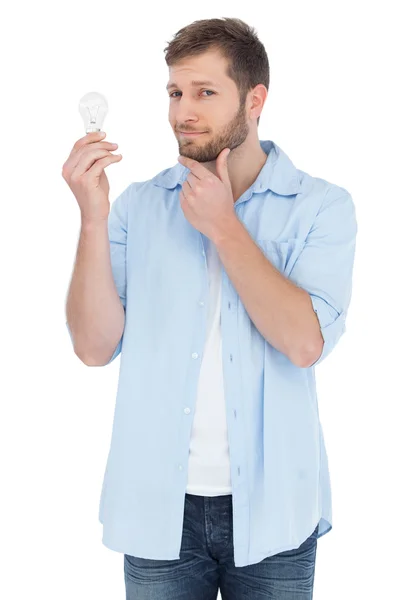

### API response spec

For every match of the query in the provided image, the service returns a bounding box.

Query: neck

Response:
[229,147,268,203]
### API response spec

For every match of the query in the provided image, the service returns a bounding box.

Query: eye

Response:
[169,90,215,98]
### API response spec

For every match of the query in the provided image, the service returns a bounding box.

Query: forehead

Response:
[166,50,230,90]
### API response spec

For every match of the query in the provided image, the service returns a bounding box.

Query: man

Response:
[65,17,357,600]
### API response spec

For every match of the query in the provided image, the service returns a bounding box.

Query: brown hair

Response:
[163,17,269,126]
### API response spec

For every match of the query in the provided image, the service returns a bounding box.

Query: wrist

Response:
[81,216,109,229]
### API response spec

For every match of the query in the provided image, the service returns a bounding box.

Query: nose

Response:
[173,100,201,126]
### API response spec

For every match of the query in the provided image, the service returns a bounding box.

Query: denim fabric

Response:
[124,493,318,599]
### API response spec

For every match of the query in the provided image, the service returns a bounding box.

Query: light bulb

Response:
[78,91,108,133]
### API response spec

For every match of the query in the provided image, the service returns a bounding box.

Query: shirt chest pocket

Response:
[255,238,304,275]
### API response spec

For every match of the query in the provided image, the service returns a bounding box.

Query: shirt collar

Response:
[153,140,302,197]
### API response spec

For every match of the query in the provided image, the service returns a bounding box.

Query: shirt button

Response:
[184,407,191,414]
[178,465,183,471]
[191,352,199,359]
[202,250,205,256]
[199,301,205,306]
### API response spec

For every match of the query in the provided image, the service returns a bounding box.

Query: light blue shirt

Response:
[66,139,357,567]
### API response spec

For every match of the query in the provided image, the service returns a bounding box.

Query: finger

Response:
[181,181,191,200]
[179,190,187,206]
[87,153,123,178]
[70,141,118,170]
[70,131,107,159]
[180,158,209,180]
[73,148,119,177]
[186,172,198,190]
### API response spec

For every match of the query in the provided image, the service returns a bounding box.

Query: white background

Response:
[1,1,399,598]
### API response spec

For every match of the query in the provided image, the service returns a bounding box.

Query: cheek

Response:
[169,115,177,131]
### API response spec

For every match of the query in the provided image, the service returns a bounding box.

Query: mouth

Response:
[178,131,206,137]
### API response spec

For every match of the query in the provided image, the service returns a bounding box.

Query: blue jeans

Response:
[124,493,318,599]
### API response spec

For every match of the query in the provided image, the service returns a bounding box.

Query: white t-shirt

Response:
[186,235,232,496]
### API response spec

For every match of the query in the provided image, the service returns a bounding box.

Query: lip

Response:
[179,131,206,137]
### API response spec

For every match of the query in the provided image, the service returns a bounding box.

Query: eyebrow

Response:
[166,79,219,91]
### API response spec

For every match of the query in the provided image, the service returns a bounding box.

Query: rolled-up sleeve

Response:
[65,183,132,365]
[289,187,358,367]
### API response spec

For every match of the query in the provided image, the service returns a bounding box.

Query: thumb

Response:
[216,148,231,184]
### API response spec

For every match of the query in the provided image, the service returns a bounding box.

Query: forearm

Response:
[66,218,125,365]
[213,217,323,367]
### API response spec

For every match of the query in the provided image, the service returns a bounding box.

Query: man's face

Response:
[167,49,250,163]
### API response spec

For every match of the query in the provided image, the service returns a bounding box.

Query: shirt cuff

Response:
[309,296,346,367]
